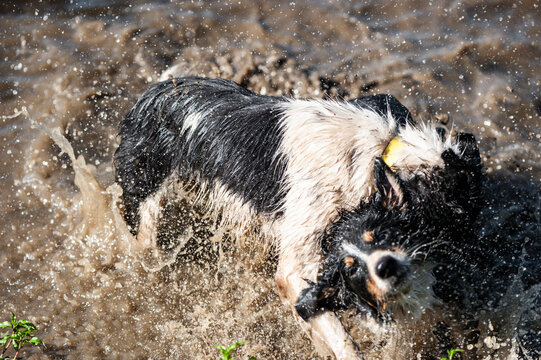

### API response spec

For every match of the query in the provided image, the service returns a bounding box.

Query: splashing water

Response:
[0,1,539,359]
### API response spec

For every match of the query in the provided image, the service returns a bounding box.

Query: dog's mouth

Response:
[365,270,411,312]
[367,250,410,289]
[356,257,438,320]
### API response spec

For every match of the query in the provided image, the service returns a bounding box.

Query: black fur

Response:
[295,135,483,321]
[114,77,412,233]
[349,94,413,128]
[115,77,288,231]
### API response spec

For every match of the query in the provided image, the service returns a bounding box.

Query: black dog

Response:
[114,77,481,359]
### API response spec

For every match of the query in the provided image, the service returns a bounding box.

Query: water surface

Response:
[0,1,539,359]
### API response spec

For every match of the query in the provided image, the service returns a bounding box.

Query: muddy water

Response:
[0,1,539,359]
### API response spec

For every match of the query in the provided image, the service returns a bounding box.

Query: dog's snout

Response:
[375,255,406,280]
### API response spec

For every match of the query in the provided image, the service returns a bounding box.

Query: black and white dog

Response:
[114,77,482,359]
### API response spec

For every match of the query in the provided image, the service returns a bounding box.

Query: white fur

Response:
[275,99,457,267]
[136,171,275,254]
[180,109,203,140]
[391,123,458,176]
[342,242,370,263]
[137,185,168,248]
[268,99,456,359]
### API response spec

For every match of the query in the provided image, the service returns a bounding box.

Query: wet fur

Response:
[295,136,482,323]
[114,76,480,359]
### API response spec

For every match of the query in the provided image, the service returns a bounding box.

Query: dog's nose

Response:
[375,255,401,279]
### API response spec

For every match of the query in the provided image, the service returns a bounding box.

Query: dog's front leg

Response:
[308,311,362,360]
[136,187,167,248]
[276,259,362,360]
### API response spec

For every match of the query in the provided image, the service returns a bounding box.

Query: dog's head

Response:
[295,132,482,321]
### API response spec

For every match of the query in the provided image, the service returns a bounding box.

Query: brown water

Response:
[0,1,540,359]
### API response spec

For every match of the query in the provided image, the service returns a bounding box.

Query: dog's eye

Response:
[376,231,389,242]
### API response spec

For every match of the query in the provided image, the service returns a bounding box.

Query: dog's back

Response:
[115,77,288,232]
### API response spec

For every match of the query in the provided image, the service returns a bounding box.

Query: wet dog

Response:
[295,140,482,324]
[114,77,482,359]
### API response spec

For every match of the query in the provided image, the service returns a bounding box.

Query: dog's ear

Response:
[455,132,482,171]
[295,281,338,321]
[443,133,481,169]
[295,282,319,321]
[374,157,406,209]
[441,132,483,215]
[295,261,342,321]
